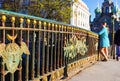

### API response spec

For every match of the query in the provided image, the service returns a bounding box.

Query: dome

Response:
[95,7,102,14]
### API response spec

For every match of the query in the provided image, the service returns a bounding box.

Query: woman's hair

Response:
[106,25,109,28]
[102,22,107,25]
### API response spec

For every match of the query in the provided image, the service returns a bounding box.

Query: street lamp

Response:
[111,15,117,59]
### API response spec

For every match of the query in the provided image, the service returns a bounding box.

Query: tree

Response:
[2,0,20,12]
[2,0,78,23]
[27,0,73,23]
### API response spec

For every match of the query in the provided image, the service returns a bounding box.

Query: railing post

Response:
[10,16,15,81]
[18,17,24,81]
[36,21,41,77]
[42,22,46,75]
[0,15,6,81]
[31,20,37,80]
[46,23,50,73]
[63,26,68,78]
[25,18,30,81]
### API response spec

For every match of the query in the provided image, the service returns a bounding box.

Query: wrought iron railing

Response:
[0,9,98,81]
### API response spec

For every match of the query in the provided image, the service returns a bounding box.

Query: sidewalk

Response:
[68,59,120,81]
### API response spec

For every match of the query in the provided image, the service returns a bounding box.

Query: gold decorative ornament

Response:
[44,22,46,26]
[38,21,41,25]
[7,34,17,43]
[1,15,6,22]
[59,69,63,76]
[0,34,30,73]
[20,18,24,23]
[64,35,88,59]
[27,19,30,24]
[55,24,57,29]
[48,23,51,26]
[33,20,37,25]
[56,71,60,77]
[11,16,15,22]
[42,76,47,81]
[59,25,61,28]
[51,74,55,81]
[52,23,54,26]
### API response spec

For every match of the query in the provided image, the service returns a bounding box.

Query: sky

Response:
[82,0,120,21]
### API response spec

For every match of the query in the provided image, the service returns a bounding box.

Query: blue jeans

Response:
[116,45,120,57]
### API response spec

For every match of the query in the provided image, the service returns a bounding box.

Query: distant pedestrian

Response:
[114,27,120,61]
[98,22,110,61]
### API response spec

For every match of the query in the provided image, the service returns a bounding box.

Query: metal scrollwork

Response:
[76,37,88,55]
[64,35,88,59]
[0,34,30,73]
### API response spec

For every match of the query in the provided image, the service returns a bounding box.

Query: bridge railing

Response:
[0,9,98,81]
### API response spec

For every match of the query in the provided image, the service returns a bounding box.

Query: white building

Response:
[70,0,91,30]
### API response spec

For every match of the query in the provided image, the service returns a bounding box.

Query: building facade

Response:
[91,0,120,43]
[70,0,91,30]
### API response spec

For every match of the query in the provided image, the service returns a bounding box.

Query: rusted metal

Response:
[41,22,46,75]
[46,23,50,73]
[36,21,41,77]
[25,19,30,81]
[57,25,61,68]
[62,25,65,67]
[31,20,36,80]
[18,17,24,81]
[0,15,6,81]
[53,24,57,70]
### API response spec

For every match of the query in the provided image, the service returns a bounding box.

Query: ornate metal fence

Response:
[0,10,98,81]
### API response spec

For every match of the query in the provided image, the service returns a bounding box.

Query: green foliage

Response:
[2,0,20,12]
[1,0,77,23]
[27,0,72,23]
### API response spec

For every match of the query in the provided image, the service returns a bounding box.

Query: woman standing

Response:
[98,22,110,61]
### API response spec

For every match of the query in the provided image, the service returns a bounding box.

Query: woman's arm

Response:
[98,28,105,35]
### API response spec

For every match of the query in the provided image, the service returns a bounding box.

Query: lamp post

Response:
[111,15,116,59]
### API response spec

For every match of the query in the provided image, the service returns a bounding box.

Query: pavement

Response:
[68,59,120,81]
